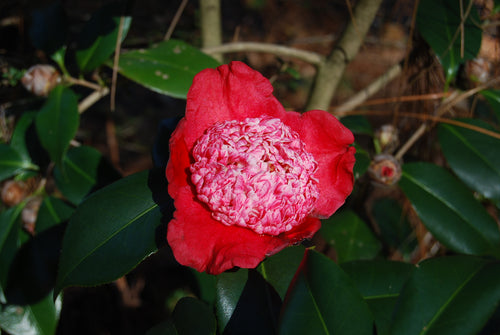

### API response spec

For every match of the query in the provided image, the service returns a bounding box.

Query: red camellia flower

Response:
[166,61,355,274]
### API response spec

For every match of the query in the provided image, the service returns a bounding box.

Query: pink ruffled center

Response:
[190,116,319,236]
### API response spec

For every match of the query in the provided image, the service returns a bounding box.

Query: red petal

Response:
[182,61,286,150]
[166,118,191,199]
[167,187,321,275]
[282,110,356,218]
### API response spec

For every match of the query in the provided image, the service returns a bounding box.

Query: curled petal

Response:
[282,110,356,217]
[183,61,286,150]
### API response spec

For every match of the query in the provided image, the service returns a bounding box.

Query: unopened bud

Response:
[375,124,399,153]
[21,64,61,97]
[1,180,28,207]
[22,196,43,235]
[368,154,401,185]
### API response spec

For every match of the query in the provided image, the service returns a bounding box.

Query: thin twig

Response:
[65,77,102,91]
[203,42,325,66]
[110,16,126,112]
[355,92,451,107]
[78,87,110,114]
[340,109,500,140]
[333,63,402,115]
[164,0,189,41]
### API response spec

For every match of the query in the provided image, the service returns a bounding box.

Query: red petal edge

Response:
[167,187,321,275]
[282,110,356,217]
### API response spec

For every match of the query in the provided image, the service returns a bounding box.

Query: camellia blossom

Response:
[166,61,355,274]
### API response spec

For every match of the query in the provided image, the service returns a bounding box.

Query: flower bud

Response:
[1,180,28,207]
[21,64,61,97]
[22,196,43,235]
[368,154,402,185]
[375,124,399,153]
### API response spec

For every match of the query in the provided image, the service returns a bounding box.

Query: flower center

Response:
[190,116,319,236]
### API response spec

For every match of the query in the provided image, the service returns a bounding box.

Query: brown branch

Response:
[333,63,402,116]
[164,0,189,41]
[306,0,384,111]
[200,0,223,62]
[203,42,324,66]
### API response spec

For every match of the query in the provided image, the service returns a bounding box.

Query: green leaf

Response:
[0,205,24,302]
[0,294,60,335]
[399,162,500,256]
[35,85,79,165]
[55,170,161,295]
[35,196,74,233]
[9,112,36,165]
[113,39,220,99]
[190,269,216,306]
[417,0,482,84]
[353,144,370,179]
[439,119,500,206]
[0,205,24,254]
[320,210,381,263]
[340,115,373,136]
[76,3,132,73]
[481,89,500,123]
[53,146,103,205]
[372,198,417,258]
[391,256,500,335]
[341,260,415,335]
[172,297,216,335]
[0,145,34,182]
[258,245,305,300]
[215,269,281,335]
[215,269,247,332]
[279,249,373,335]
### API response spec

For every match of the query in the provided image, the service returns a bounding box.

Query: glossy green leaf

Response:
[481,89,500,123]
[9,112,36,165]
[35,196,74,233]
[113,39,220,98]
[340,115,373,136]
[0,205,23,303]
[216,269,281,335]
[439,119,500,206]
[258,245,305,300]
[279,249,373,335]
[372,198,417,258]
[391,256,500,335]
[0,145,34,182]
[55,170,161,295]
[172,297,216,335]
[0,294,60,335]
[191,269,216,306]
[417,0,482,84]
[341,260,415,335]
[354,145,370,179]
[215,269,248,332]
[35,85,79,165]
[53,146,103,205]
[0,205,24,254]
[320,210,381,263]
[399,162,500,256]
[76,3,132,72]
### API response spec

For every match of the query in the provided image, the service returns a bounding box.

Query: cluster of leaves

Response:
[1,0,500,334]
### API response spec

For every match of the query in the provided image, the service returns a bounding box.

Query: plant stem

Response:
[333,63,402,115]
[200,0,223,62]
[203,42,324,66]
[306,0,384,111]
